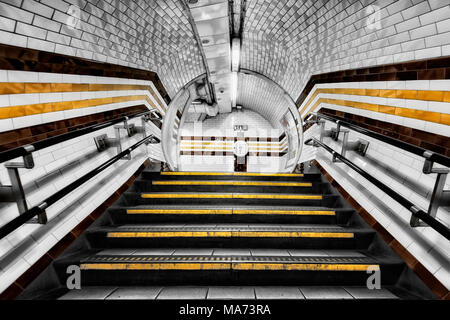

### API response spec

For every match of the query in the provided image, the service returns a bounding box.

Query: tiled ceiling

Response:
[0,0,448,103]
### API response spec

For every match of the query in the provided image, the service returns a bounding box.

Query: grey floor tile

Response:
[213,248,251,256]
[300,287,354,299]
[207,287,255,299]
[173,248,214,256]
[58,287,117,300]
[132,249,175,255]
[97,249,136,255]
[255,287,305,299]
[250,249,290,256]
[324,250,366,257]
[288,249,329,257]
[157,287,208,300]
[106,287,162,300]
[344,287,399,299]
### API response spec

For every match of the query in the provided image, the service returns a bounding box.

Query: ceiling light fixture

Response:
[231,38,240,72]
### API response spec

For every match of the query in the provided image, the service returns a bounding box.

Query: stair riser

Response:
[110,213,344,225]
[131,184,327,194]
[55,268,403,286]
[86,234,375,250]
[142,172,321,182]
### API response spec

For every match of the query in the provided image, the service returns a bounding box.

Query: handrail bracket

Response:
[0,145,43,223]
[411,152,450,227]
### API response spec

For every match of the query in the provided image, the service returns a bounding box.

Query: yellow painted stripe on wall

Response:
[80,262,378,271]
[301,97,449,125]
[127,209,233,214]
[0,82,166,111]
[140,193,322,200]
[0,95,161,120]
[160,172,304,177]
[152,181,312,187]
[106,231,352,238]
[300,88,450,115]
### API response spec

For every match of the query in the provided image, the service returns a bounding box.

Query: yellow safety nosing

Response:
[151,181,312,187]
[107,231,353,238]
[80,262,378,271]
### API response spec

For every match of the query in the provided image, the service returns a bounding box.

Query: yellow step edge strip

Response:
[107,231,353,238]
[160,172,304,177]
[80,263,377,271]
[140,194,322,200]
[152,181,312,187]
[126,209,335,215]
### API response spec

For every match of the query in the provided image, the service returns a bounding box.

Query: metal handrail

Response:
[0,135,157,239]
[312,112,450,169]
[305,137,450,241]
[0,110,153,164]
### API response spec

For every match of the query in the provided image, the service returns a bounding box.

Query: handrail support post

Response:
[411,152,450,227]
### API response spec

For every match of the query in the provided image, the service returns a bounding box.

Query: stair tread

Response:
[96,248,369,258]
[119,205,342,210]
[91,224,371,232]
[58,252,402,267]
[57,285,400,300]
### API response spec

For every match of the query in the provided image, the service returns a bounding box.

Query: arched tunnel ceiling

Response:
[236,73,291,128]
[27,1,445,105]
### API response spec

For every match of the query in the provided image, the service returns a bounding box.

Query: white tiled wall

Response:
[0,115,162,293]
[308,120,450,290]
[179,109,287,172]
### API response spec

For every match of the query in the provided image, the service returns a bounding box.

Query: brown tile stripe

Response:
[0,43,170,105]
[314,160,449,300]
[0,159,151,300]
[318,108,450,158]
[0,105,163,152]
[180,134,287,143]
[180,151,288,157]
[295,55,450,108]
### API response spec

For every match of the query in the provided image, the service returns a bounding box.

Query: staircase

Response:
[22,165,434,300]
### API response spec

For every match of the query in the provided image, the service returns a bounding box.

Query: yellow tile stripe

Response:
[80,262,377,271]
[299,88,450,116]
[0,82,166,111]
[0,95,162,120]
[152,181,312,187]
[126,209,335,215]
[107,231,353,238]
[140,193,322,200]
[160,172,304,177]
[302,97,449,125]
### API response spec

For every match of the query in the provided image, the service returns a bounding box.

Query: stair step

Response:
[127,192,340,206]
[56,285,400,300]
[86,225,375,249]
[142,171,321,182]
[54,252,403,286]
[152,180,313,186]
[109,205,354,225]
